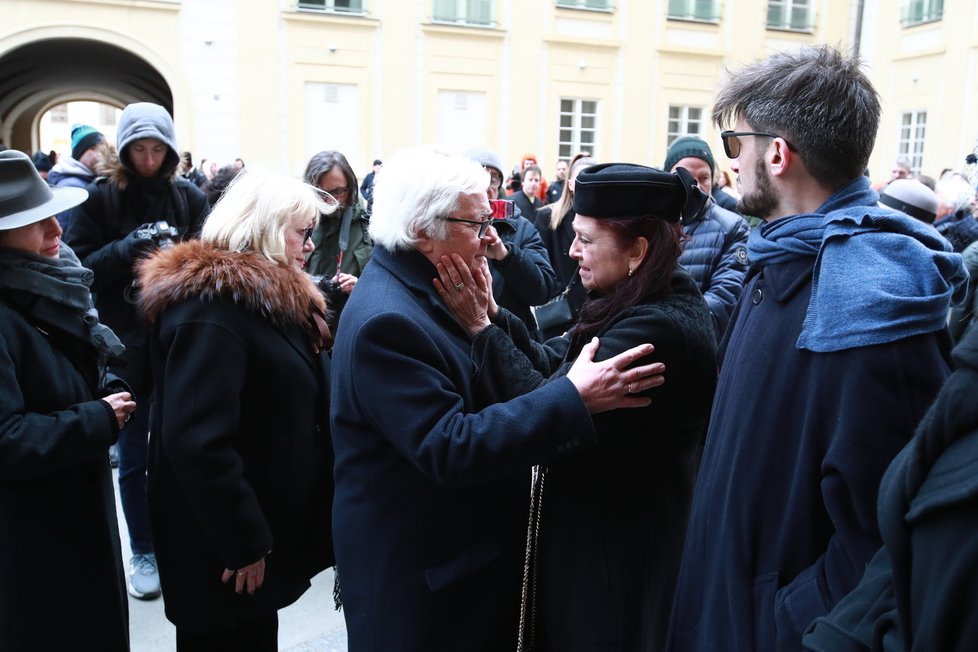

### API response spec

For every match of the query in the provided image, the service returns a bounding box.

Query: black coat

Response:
[470,270,717,651]
[65,162,210,346]
[803,326,978,651]
[330,246,598,651]
[512,189,543,223]
[534,206,588,334]
[0,285,128,651]
[489,213,558,336]
[668,254,953,652]
[137,242,334,632]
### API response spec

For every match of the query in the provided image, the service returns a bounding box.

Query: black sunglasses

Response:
[440,216,494,238]
[720,130,798,159]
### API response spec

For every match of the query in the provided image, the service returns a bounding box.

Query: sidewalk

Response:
[113,469,348,651]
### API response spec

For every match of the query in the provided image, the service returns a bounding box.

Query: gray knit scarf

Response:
[0,243,125,361]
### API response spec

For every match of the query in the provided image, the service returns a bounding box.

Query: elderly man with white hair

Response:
[329,148,663,651]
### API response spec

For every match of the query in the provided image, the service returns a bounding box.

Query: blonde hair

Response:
[200,168,336,266]
[550,154,596,231]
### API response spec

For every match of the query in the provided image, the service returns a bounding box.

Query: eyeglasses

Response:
[300,226,314,244]
[440,215,494,238]
[720,130,798,159]
[323,185,349,198]
[484,167,503,186]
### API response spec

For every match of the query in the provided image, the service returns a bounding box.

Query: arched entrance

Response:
[0,38,173,153]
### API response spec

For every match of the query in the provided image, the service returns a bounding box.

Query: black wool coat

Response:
[137,241,334,632]
[330,246,597,651]
[470,269,717,651]
[0,285,128,651]
[803,326,978,652]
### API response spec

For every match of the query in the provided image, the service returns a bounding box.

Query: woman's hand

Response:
[102,392,136,430]
[334,272,358,295]
[434,254,492,338]
[222,555,267,595]
[566,338,666,414]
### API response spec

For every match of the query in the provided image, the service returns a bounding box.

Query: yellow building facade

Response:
[1,0,974,184]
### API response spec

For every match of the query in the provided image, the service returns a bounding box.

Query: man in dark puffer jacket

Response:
[664,136,750,339]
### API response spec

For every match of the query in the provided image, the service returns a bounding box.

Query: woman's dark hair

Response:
[303,150,359,208]
[570,216,683,352]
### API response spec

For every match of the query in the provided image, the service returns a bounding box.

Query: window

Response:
[666,106,703,147]
[432,0,494,26]
[297,0,365,13]
[667,0,720,22]
[766,0,812,31]
[901,0,943,26]
[898,111,926,175]
[558,99,598,159]
[556,0,614,10]
[49,104,68,124]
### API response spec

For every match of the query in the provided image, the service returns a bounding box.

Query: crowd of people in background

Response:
[3,42,978,652]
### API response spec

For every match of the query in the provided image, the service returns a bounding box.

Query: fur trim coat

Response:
[136,240,334,631]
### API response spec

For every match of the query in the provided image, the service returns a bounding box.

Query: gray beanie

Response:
[464,147,504,177]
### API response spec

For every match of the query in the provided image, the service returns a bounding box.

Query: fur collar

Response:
[137,240,326,332]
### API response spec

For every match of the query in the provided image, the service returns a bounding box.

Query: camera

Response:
[489,199,514,220]
[136,221,178,249]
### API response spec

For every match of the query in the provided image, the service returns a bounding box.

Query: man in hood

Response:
[65,102,209,604]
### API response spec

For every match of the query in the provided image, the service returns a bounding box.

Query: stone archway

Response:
[0,37,173,152]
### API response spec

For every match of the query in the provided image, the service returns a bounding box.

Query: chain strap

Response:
[516,464,547,652]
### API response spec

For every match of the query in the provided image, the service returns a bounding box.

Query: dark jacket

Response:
[330,245,597,651]
[0,276,128,651]
[512,189,543,223]
[668,257,953,652]
[305,200,373,278]
[490,212,558,336]
[934,209,978,253]
[546,179,565,205]
[137,242,334,632]
[64,156,210,348]
[803,326,978,652]
[948,239,978,342]
[678,201,750,338]
[470,269,717,651]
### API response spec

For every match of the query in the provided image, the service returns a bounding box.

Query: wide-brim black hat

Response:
[0,150,88,230]
[572,163,707,223]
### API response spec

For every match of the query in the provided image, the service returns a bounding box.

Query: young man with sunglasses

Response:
[667,46,968,652]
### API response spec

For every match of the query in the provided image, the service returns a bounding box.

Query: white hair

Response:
[200,168,336,266]
[368,148,489,251]
[936,175,976,214]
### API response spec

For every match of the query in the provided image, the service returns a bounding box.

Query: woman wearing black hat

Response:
[436,163,718,651]
[0,150,135,651]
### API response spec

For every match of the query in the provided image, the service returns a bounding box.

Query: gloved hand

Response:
[111,223,158,263]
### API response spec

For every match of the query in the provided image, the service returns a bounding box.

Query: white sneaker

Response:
[128,553,161,600]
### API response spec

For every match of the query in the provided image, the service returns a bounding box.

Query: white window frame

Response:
[901,0,943,26]
[898,110,927,175]
[555,0,614,11]
[766,0,813,32]
[667,0,720,23]
[666,105,704,148]
[558,98,598,160]
[297,0,366,14]
[432,0,495,27]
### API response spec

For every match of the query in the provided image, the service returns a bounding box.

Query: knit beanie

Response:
[464,147,504,178]
[663,136,716,176]
[70,124,105,161]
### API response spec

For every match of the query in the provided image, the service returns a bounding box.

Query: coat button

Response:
[752,288,763,305]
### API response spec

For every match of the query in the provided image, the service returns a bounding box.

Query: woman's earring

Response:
[628,268,634,277]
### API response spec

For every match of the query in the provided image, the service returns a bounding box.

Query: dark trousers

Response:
[114,345,154,555]
[176,613,279,652]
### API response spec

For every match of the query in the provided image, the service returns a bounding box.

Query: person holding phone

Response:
[466,147,558,339]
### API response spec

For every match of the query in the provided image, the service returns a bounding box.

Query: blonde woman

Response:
[137,170,337,651]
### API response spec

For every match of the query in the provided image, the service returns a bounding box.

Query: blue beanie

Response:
[71,123,105,161]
